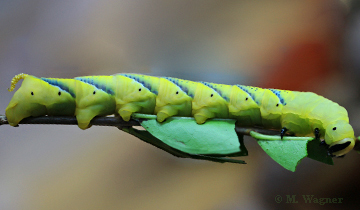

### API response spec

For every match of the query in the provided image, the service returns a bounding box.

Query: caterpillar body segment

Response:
[155,77,193,122]
[191,82,230,124]
[5,73,356,156]
[257,89,283,129]
[115,74,158,122]
[74,76,116,129]
[228,85,262,126]
[5,75,76,126]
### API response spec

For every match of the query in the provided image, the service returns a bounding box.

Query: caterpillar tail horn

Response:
[8,73,29,92]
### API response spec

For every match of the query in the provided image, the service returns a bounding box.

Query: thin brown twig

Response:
[1,115,359,153]
[0,115,278,135]
[0,115,139,127]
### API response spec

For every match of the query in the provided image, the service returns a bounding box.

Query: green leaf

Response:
[257,140,308,172]
[133,114,247,157]
[121,126,246,164]
[306,139,333,165]
[250,131,334,171]
[251,131,312,172]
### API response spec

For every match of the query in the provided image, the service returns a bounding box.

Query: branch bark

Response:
[0,115,279,135]
[2,114,359,153]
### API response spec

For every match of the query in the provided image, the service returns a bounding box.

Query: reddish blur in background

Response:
[1,0,360,209]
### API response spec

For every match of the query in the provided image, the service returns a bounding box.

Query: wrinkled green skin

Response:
[6,74,355,156]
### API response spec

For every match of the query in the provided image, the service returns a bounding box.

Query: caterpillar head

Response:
[325,121,355,157]
[5,74,75,126]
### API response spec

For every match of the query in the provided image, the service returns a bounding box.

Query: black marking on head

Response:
[75,77,115,95]
[328,141,351,156]
[333,127,337,131]
[41,78,76,97]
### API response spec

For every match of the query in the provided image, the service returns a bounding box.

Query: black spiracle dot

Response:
[93,91,96,95]
[276,103,279,107]
[58,91,61,96]
[31,91,34,96]
[139,88,142,91]
[245,97,248,101]
[333,127,337,131]
[210,94,214,97]
[176,91,179,94]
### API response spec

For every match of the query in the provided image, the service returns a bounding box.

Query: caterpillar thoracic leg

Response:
[314,128,320,140]
[280,127,288,139]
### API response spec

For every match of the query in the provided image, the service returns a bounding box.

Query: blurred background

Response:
[1,0,360,209]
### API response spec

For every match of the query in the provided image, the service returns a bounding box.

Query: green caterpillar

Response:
[5,73,355,157]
